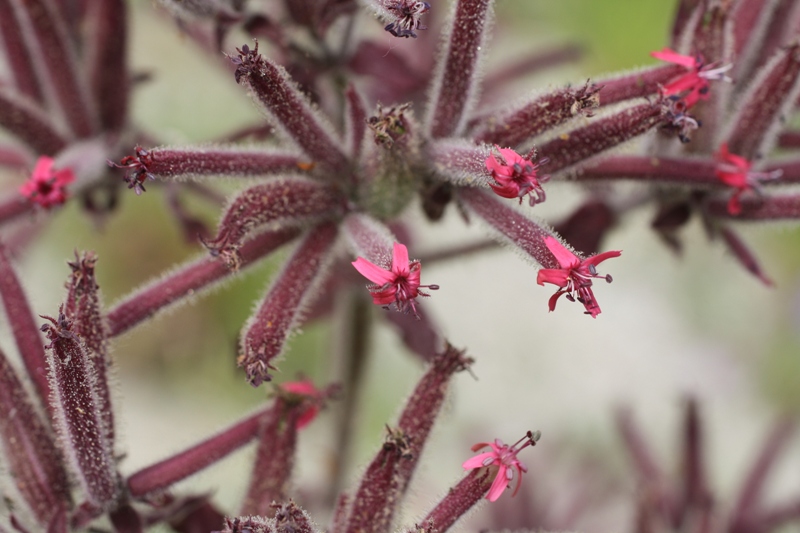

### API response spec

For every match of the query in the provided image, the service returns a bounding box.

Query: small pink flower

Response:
[651,48,732,108]
[352,242,438,316]
[715,144,782,215]
[280,379,322,429]
[485,147,549,206]
[536,236,621,318]
[462,431,540,502]
[19,157,75,208]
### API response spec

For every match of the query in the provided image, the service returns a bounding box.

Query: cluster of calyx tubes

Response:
[0,0,800,532]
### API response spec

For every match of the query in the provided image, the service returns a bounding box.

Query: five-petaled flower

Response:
[19,156,75,208]
[715,144,782,216]
[352,242,438,317]
[485,146,549,206]
[651,47,732,108]
[462,431,540,502]
[536,236,621,318]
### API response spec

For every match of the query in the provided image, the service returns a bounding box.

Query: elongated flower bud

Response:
[0,348,71,527]
[239,223,338,386]
[41,311,120,509]
[723,43,800,160]
[203,177,343,268]
[342,345,471,533]
[63,252,114,442]
[230,42,349,173]
[0,243,51,410]
[240,397,302,515]
[426,0,494,138]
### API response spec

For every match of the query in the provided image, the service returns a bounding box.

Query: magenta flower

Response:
[650,47,732,108]
[485,147,549,206]
[18,157,75,209]
[352,242,438,317]
[462,431,540,502]
[279,379,322,429]
[715,143,783,215]
[536,236,621,318]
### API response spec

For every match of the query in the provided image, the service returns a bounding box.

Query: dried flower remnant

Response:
[715,143,782,215]
[384,0,431,38]
[660,97,701,143]
[536,236,621,318]
[107,145,155,195]
[19,157,75,208]
[352,242,438,317]
[368,103,412,148]
[462,430,540,502]
[485,146,549,206]
[650,47,732,108]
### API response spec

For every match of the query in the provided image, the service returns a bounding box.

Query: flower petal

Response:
[510,464,525,497]
[536,268,570,287]
[391,242,410,277]
[651,48,697,69]
[32,157,55,180]
[497,148,521,165]
[369,286,398,305]
[462,451,496,470]
[352,257,395,285]
[543,236,579,269]
[583,250,622,269]
[485,466,509,502]
[547,289,565,312]
[717,144,750,172]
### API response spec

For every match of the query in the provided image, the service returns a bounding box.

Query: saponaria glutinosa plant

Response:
[1,0,800,531]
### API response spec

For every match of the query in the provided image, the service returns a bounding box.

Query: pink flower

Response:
[462,431,540,502]
[280,379,322,429]
[485,147,549,206]
[536,236,621,318]
[651,48,732,108]
[715,144,782,215]
[352,242,438,316]
[19,157,75,208]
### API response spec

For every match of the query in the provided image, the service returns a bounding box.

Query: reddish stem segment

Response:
[410,469,493,533]
[725,44,800,160]
[0,244,51,410]
[473,82,600,148]
[0,0,44,102]
[0,348,71,527]
[426,0,493,138]
[458,187,558,269]
[578,156,718,185]
[706,194,800,219]
[16,0,97,137]
[240,399,302,516]
[538,101,669,173]
[0,89,69,155]
[85,0,129,133]
[127,408,269,497]
[106,228,299,337]
[595,64,684,107]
